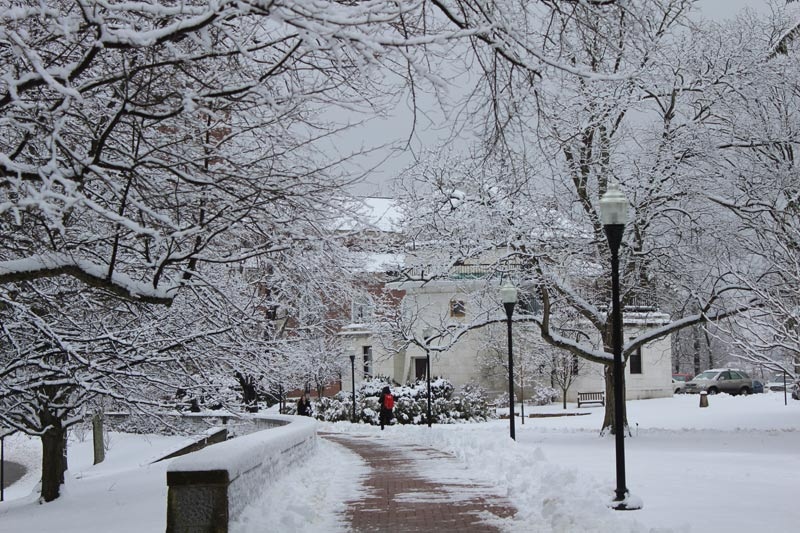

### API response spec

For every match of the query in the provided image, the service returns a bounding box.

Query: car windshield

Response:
[694,371,718,380]
[673,376,686,382]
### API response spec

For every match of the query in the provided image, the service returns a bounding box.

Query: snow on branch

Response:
[0,254,176,305]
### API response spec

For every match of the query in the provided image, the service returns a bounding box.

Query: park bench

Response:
[577,391,605,408]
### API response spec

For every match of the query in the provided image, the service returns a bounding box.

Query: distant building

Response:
[338,198,673,403]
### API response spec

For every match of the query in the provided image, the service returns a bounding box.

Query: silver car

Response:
[682,368,753,395]
[765,372,794,392]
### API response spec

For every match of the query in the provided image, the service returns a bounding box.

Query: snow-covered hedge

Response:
[308,378,494,425]
[530,386,559,406]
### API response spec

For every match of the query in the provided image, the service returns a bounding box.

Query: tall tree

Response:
[706,5,800,375]
[392,1,773,433]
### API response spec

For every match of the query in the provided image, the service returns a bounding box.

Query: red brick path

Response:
[323,433,517,532]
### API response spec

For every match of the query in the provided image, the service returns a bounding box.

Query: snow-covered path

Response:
[323,433,516,532]
[1,394,799,532]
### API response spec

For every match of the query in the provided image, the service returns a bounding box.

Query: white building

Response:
[338,198,674,403]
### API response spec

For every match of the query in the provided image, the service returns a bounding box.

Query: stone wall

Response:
[165,414,317,533]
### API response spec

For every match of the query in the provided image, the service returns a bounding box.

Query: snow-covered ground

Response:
[1,393,798,532]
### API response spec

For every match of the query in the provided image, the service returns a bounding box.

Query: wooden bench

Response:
[577,391,605,408]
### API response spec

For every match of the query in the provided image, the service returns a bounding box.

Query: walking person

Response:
[296,393,312,417]
[378,386,394,430]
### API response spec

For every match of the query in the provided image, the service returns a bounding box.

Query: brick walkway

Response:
[323,433,516,532]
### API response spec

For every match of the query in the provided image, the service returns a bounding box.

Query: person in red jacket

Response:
[378,386,394,430]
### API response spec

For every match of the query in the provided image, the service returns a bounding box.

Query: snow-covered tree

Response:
[0,273,268,500]
[0,1,411,501]
[704,5,800,377]
[392,1,771,433]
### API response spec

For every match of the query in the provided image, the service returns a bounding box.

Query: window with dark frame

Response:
[352,301,373,322]
[518,291,541,314]
[362,345,373,376]
[630,346,642,374]
[450,299,466,317]
[414,358,427,380]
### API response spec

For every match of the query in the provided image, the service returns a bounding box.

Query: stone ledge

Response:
[166,415,316,533]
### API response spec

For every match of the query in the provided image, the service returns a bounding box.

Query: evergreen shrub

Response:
[311,377,494,425]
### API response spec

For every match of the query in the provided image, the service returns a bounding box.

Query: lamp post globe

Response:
[500,281,518,441]
[599,182,638,510]
[599,182,628,226]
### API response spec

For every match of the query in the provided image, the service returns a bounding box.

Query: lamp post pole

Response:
[600,182,637,510]
[784,369,788,406]
[520,372,525,425]
[1,434,4,502]
[501,282,518,441]
[424,328,433,428]
[349,353,357,423]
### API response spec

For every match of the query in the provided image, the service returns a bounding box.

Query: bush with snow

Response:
[308,377,494,425]
[531,385,559,405]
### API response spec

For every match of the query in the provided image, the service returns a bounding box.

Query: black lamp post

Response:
[501,281,518,440]
[349,353,357,423]
[1,434,4,502]
[520,370,525,425]
[423,328,433,428]
[600,181,638,510]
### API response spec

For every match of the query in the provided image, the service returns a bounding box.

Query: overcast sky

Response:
[339,0,784,198]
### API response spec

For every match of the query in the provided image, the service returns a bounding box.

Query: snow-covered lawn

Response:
[1,393,798,532]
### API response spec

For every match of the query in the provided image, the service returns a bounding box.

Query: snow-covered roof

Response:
[364,197,401,232]
[359,252,405,273]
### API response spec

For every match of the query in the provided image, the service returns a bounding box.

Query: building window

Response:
[518,291,541,314]
[630,346,642,374]
[414,358,427,380]
[352,301,373,322]
[450,299,466,317]
[362,346,373,376]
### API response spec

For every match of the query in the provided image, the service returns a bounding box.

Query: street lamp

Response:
[599,181,639,510]
[423,328,434,428]
[500,281,518,441]
[349,353,357,423]
[520,368,525,425]
[1,433,5,502]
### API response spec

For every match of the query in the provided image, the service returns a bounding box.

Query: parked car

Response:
[681,368,753,395]
[672,374,693,393]
[765,372,794,392]
[752,380,764,394]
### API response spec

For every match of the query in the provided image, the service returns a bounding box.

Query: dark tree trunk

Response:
[601,363,628,435]
[693,325,702,376]
[40,418,68,502]
[235,371,259,413]
[703,326,715,370]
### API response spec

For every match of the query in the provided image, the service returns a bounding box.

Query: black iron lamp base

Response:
[609,492,643,511]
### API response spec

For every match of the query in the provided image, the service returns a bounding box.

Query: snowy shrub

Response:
[311,377,493,425]
[531,386,559,406]
[494,392,509,408]
[452,382,493,420]
[393,395,425,424]
[313,395,351,422]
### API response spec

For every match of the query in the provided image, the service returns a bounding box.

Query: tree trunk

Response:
[693,325,702,375]
[601,363,628,435]
[40,419,68,502]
